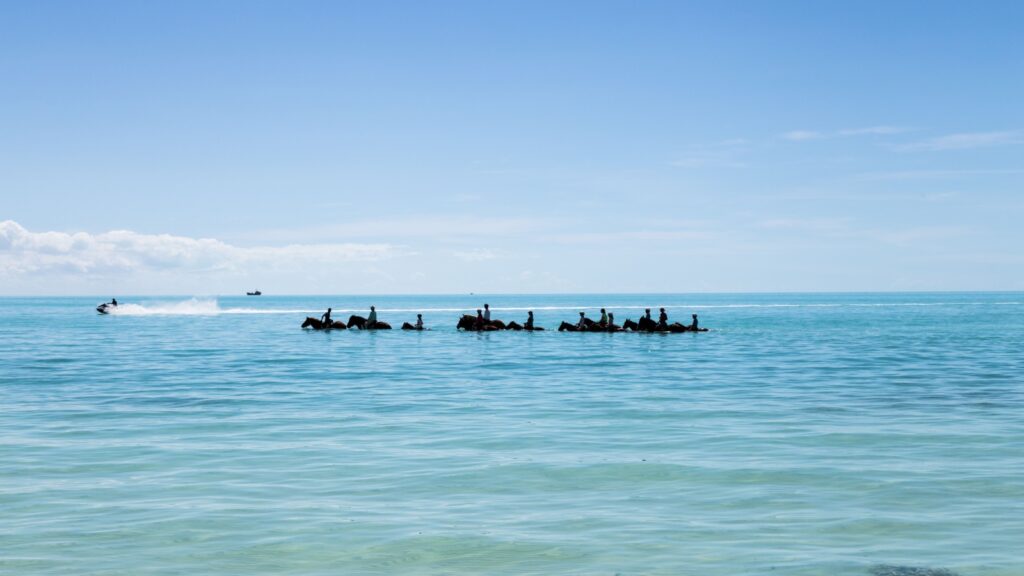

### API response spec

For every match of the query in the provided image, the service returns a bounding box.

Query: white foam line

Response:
[103,298,310,316]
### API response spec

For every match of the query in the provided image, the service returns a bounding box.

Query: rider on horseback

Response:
[576,311,587,330]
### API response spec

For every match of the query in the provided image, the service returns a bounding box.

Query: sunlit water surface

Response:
[1,293,1022,575]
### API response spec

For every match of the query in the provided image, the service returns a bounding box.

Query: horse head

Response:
[301,317,318,328]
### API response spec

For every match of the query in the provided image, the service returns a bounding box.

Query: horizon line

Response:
[3,289,1023,298]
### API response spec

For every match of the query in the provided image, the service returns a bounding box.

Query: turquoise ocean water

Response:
[1,293,1022,575]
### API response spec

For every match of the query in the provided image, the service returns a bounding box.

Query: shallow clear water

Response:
[1,293,1022,575]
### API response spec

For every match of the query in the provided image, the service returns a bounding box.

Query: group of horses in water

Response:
[301,314,401,331]
[301,308,708,333]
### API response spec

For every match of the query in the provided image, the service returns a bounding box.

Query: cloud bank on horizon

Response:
[0,220,403,294]
[3,216,1021,295]
[0,220,394,275]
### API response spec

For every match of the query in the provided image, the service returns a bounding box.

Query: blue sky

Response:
[1,1,1022,294]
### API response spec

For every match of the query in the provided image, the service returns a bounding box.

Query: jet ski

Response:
[247,290,262,296]
[97,302,118,314]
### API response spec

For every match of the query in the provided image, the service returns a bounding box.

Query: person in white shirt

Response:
[483,304,491,322]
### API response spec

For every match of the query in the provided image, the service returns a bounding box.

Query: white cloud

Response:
[838,126,910,136]
[756,217,969,246]
[781,130,824,141]
[893,131,1022,152]
[447,193,482,203]
[864,225,970,246]
[670,138,748,168]
[0,220,396,276]
[758,218,852,233]
[548,230,713,245]
[451,248,496,262]
[857,168,1024,180]
[783,126,910,141]
[670,155,745,168]
[244,216,554,244]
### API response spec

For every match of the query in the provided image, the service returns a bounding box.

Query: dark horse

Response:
[401,322,426,331]
[301,317,347,330]
[456,315,507,331]
[621,319,707,333]
[506,321,545,331]
[558,318,603,332]
[558,319,621,332]
[347,315,392,330]
[621,317,660,332]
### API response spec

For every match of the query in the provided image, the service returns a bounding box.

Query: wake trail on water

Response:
[107,299,314,316]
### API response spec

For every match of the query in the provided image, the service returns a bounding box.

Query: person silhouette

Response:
[475,309,485,330]
[415,313,424,330]
[483,304,491,322]
[599,308,608,326]
[367,306,377,326]
[658,307,668,329]
[690,314,699,331]
[639,308,653,331]
[320,307,332,325]
[524,310,534,330]
[576,311,587,330]
[111,298,118,306]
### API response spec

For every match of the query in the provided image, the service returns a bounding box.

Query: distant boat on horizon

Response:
[246,290,262,296]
